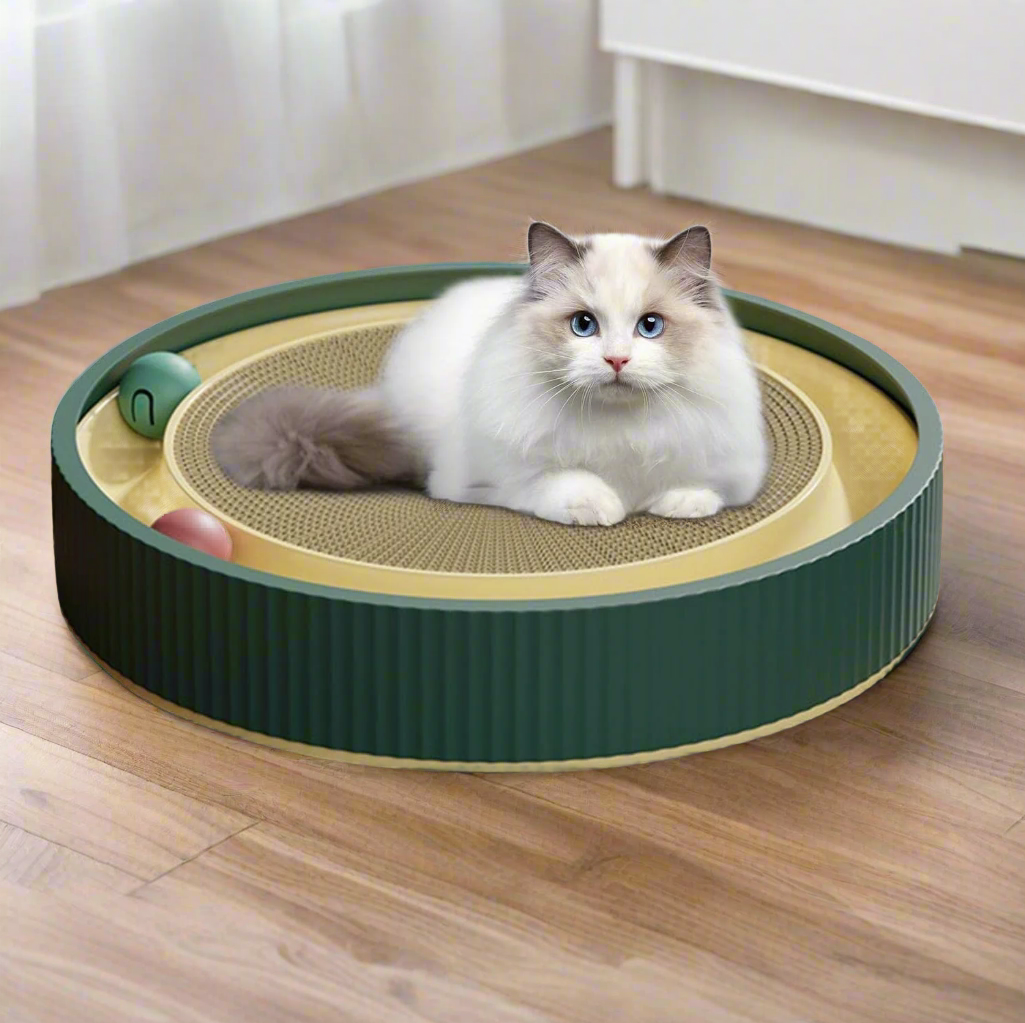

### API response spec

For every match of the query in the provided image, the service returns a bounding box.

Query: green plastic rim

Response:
[52,264,943,769]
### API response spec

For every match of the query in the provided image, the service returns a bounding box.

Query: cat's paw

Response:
[560,489,627,526]
[648,487,724,519]
[534,473,626,526]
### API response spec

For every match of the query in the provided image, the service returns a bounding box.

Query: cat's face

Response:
[518,223,725,404]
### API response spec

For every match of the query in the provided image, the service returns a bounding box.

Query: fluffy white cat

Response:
[213,223,767,526]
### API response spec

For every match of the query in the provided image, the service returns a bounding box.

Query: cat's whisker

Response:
[491,368,560,385]
[528,380,574,418]
[519,378,569,403]
[654,388,676,423]
[575,384,590,428]
[673,382,728,412]
[652,384,688,418]
[553,387,577,434]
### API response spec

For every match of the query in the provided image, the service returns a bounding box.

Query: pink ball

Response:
[152,508,233,560]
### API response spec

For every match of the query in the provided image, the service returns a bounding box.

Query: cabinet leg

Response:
[613,55,648,188]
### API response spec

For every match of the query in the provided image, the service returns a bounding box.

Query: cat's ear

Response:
[527,221,584,267]
[526,221,585,298]
[655,225,716,306]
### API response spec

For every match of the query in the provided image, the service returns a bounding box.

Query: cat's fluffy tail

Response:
[211,386,422,491]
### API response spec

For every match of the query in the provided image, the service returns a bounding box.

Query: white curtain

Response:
[0,0,610,310]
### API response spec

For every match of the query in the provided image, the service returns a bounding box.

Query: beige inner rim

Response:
[170,322,822,575]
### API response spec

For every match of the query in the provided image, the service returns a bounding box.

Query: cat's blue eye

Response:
[570,311,598,337]
[637,313,664,339]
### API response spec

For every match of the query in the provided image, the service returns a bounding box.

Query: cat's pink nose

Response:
[605,356,630,374]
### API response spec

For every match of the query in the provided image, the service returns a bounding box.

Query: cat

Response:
[211,222,767,526]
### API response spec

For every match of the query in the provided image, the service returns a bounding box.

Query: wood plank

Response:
[137,822,785,1023]
[0,881,548,1023]
[488,769,1025,1012]
[0,535,98,682]
[135,805,1025,1023]
[0,822,138,896]
[834,637,1025,811]
[940,491,1025,594]
[0,716,253,880]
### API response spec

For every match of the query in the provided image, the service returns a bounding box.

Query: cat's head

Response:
[517,221,728,403]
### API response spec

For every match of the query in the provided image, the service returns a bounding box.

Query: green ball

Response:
[117,352,201,439]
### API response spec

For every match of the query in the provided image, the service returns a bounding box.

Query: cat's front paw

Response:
[647,487,724,519]
[534,473,626,527]
[560,490,627,527]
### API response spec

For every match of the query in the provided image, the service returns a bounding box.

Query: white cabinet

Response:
[602,0,1025,256]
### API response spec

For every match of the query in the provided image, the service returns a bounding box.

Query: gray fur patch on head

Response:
[524,221,589,301]
[653,225,718,308]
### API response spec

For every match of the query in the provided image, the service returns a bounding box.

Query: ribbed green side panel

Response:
[52,456,941,763]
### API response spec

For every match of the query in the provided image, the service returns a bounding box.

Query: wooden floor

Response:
[2,129,1024,1022]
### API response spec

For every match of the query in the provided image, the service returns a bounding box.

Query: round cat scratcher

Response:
[52,264,942,770]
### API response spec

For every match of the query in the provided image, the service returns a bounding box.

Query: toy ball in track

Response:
[52,265,942,770]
